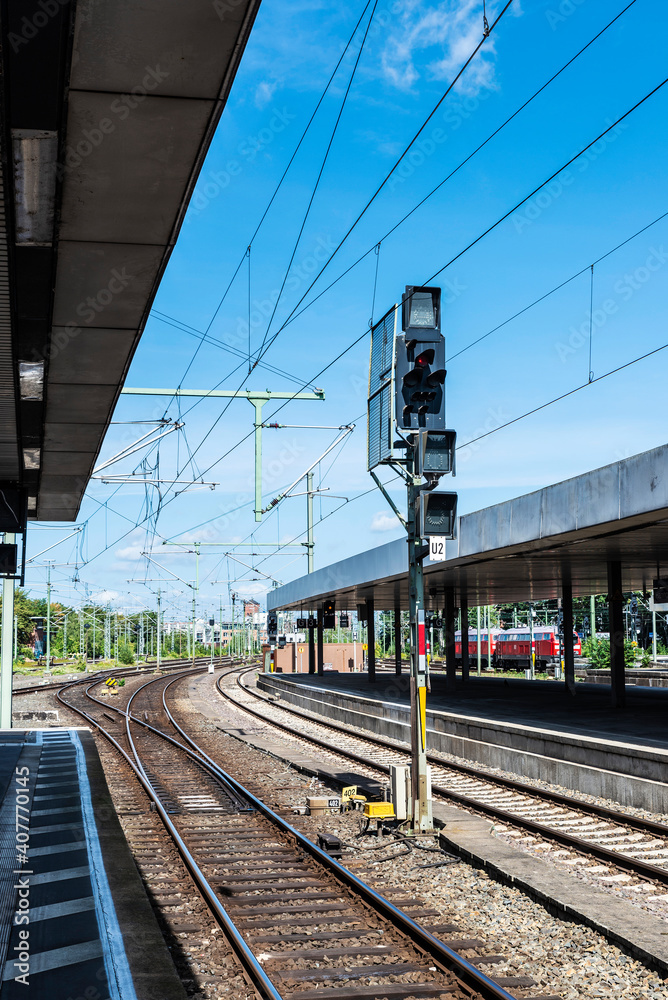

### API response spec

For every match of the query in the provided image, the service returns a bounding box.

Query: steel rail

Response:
[123,670,250,813]
[15,655,234,696]
[238,667,668,835]
[276,660,668,836]
[67,665,521,1000]
[158,672,519,1000]
[219,667,668,887]
[55,669,285,1000]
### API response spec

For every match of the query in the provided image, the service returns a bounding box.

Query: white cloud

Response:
[114,544,143,562]
[380,0,505,94]
[370,511,402,532]
[255,81,278,108]
[93,589,120,603]
[238,581,270,600]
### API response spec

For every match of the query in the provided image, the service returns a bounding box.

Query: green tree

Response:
[118,642,135,665]
[7,589,47,646]
[583,638,637,669]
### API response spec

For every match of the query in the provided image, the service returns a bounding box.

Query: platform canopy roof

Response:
[268,443,668,611]
[1,0,260,522]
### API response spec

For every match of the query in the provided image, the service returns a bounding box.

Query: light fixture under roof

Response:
[12,129,58,246]
[23,448,41,470]
[18,361,44,400]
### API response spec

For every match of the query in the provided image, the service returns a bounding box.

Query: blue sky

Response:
[27,0,668,619]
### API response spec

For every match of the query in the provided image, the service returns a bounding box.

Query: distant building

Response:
[244,599,261,618]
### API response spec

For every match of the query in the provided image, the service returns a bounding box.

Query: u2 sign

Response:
[429,536,447,562]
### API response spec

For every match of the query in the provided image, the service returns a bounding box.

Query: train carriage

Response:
[495,626,581,670]
[454,628,503,669]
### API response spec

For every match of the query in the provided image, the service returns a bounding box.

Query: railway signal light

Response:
[416,429,456,477]
[267,612,278,642]
[323,599,336,629]
[395,286,446,432]
[402,285,441,332]
[0,544,17,576]
[416,491,457,538]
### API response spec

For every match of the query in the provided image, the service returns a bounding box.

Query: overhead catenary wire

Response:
[255,0,379,357]
[150,0,376,407]
[32,5,663,599]
[152,0,631,387]
[231,77,668,463]
[251,0,517,370]
[424,75,668,286]
[457,340,668,452]
[445,207,668,363]
[177,93,668,486]
[37,196,668,587]
[150,311,319,388]
[126,0,538,490]
[75,202,668,568]
[272,0,640,338]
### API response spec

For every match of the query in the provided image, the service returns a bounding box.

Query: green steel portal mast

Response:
[120,387,325,520]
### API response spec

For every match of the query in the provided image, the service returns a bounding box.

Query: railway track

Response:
[56,664,558,1000]
[216,666,668,906]
[13,654,229,696]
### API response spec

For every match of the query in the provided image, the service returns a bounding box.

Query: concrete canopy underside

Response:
[1,0,260,521]
[268,443,668,611]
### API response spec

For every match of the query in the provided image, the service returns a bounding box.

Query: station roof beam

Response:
[1,0,261,521]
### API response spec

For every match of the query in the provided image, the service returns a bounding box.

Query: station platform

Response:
[257,672,668,814]
[0,728,184,1000]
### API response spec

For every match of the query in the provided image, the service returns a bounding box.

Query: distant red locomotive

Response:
[454,626,581,670]
[495,626,581,670]
[454,628,503,668]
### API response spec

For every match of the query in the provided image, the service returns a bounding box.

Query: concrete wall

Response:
[261,642,365,674]
[579,669,668,688]
[258,674,668,814]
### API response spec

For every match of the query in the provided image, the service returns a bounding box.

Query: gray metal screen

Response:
[367,305,398,471]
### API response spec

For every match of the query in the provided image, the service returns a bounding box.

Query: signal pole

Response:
[156,589,162,672]
[306,471,314,573]
[45,563,52,674]
[0,532,15,727]
[367,285,457,833]
[406,447,432,831]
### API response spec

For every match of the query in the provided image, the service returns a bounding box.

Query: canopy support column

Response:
[366,597,375,683]
[562,579,575,694]
[444,587,456,693]
[394,606,402,675]
[460,588,469,683]
[607,560,625,708]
